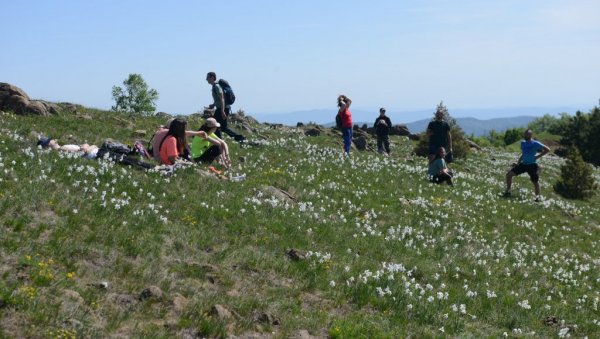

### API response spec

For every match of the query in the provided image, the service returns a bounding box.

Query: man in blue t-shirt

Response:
[503,129,550,201]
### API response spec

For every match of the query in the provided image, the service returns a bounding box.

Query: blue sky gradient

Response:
[3,0,599,117]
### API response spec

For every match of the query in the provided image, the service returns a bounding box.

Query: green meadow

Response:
[1,109,599,338]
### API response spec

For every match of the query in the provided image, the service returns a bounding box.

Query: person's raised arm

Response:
[343,95,352,108]
[185,130,207,138]
[536,145,550,160]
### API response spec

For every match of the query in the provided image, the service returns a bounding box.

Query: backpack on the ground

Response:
[97,140,154,170]
[134,140,151,159]
[97,140,133,158]
[218,79,236,105]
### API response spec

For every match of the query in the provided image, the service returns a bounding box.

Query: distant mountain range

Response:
[251,106,580,136]
[405,116,538,136]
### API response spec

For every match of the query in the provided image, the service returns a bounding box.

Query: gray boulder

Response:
[352,135,368,150]
[0,83,56,116]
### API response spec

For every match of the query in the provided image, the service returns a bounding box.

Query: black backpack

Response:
[218,79,236,105]
[335,113,342,129]
[97,140,133,158]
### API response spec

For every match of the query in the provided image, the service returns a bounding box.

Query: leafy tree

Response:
[554,147,597,199]
[558,107,600,166]
[527,113,570,135]
[414,101,470,158]
[503,127,525,146]
[111,74,159,116]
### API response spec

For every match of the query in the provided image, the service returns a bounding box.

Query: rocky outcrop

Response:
[0,83,58,116]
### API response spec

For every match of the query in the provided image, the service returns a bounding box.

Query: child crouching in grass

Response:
[428,146,453,186]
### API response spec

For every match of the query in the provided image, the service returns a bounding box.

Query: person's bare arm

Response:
[536,145,550,160]
[185,130,207,137]
[342,95,352,108]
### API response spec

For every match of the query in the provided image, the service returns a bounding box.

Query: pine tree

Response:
[554,147,598,199]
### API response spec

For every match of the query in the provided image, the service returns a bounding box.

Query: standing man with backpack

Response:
[374,107,392,155]
[205,72,246,142]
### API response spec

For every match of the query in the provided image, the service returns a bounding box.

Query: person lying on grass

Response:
[37,136,99,159]
[428,146,454,186]
[191,117,231,171]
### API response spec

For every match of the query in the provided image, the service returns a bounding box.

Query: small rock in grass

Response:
[286,248,307,261]
[88,281,109,289]
[211,304,233,320]
[139,286,163,300]
[257,313,280,325]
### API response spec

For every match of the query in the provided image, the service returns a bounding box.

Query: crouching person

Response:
[191,118,231,170]
[428,147,454,186]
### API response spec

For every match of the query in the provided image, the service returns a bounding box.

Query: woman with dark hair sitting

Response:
[159,118,192,165]
[428,146,454,186]
[191,118,231,170]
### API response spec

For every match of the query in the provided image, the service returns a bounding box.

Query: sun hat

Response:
[205,117,221,128]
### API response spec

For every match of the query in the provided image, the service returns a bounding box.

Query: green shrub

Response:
[554,147,598,199]
[559,107,600,166]
[503,127,525,146]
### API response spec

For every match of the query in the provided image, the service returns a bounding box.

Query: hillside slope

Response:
[1,110,599,338]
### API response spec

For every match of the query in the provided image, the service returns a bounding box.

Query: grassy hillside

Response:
[1,109,599,338]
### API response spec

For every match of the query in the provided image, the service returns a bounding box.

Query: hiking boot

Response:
[501,191,511,198]
[534,196,542,203]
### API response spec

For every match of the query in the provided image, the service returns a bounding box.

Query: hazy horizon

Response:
[3,1,599,116]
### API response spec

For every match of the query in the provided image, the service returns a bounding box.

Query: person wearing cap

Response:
[151,118,206,162]
[374,107,392,155]
[205,72,245,143]
[191,118,231,170]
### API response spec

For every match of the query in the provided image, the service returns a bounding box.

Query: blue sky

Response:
[3,0,599,118]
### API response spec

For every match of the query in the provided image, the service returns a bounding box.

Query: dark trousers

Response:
[193,145,221,164]
[431,172,453,185]
[377,134,390,154]
[215,106,245,142]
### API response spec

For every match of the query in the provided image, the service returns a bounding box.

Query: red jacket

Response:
[339,108,352,128]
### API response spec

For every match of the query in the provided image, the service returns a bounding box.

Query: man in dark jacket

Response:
[426,109,452,163]
[374,107,392,155]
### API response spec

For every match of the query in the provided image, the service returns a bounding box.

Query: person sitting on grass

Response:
[158,118,197,166]
[191,117,231,171]
[428,146,454,186]
[502,128,550,202]
[151,118,206,162]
